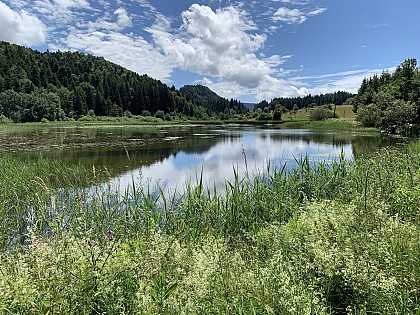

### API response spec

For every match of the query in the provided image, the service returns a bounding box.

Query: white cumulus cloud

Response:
[254,75,308,101]
[0,1,47,45]
[80,7,132,31]
[147,4,282,91]
[273,8,306,24]
[200,77,249,100]
[32,0,91,21]
[273,6,326,24]
[114,8,131,29]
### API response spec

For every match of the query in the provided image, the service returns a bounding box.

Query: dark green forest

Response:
[255,91,354,112]
[351,58,420,132]
[180,85,247,120]
[0,41,245,122]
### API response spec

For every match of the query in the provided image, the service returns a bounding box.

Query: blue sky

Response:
[1,0,419,102]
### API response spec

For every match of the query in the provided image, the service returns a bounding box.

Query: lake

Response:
[0,124,403,193]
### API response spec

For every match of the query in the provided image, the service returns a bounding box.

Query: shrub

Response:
[272,106,283,120]
[155,110,165,120]
[142,110,151,117]
[257,112,273,121]
[382,100,416,130]
[309,107,334,121]
[356,103,382,127]
[78,115,97,121]
[123,110,133,118]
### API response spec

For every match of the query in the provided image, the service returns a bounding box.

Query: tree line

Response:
[255,91,354,112]
[0,41,246,122]
[351,58,420,132]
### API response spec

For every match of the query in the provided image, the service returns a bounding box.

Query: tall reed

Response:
[0,155,101,248]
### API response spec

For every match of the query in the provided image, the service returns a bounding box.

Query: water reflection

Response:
[114,134,350,193]
[0,125,403,192]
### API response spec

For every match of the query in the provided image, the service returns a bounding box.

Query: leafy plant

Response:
[150,270,178,315]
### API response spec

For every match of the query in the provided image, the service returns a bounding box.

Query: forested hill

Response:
[179,85,247,116]
[0,41,243,122]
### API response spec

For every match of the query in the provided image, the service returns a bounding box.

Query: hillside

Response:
[180,85,247,116]
[0,41,244,122]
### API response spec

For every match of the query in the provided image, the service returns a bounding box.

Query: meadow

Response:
[281,105,356,121]
[0,135,419,314]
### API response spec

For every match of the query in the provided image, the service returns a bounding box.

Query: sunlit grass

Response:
[275,105,377,132]
[282,105,356,121]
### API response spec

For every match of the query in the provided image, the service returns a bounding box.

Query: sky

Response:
[1,0,419,103]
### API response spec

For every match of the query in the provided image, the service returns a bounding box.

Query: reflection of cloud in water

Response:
[109,130,354,194]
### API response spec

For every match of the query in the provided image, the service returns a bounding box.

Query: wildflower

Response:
[64,223,70,230]
[32,237,43,247]
[107,229,114,241]
[88,240,94,247]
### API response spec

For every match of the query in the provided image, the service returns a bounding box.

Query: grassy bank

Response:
[0,107,368,134]
[0,141,419,314]
[0,119,377,140]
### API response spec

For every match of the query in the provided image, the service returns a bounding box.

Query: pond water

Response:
[0,124,403,192]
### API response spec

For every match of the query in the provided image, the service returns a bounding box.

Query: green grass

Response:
[282,105,356,121]
[0,141,419,314]
[274,105,377,132]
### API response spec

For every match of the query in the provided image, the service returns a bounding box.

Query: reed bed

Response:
[0,141,419,314]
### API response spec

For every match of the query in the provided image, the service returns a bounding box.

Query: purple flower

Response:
[64,223,70,230]
[107,229,114,241]
[88,240,94,247]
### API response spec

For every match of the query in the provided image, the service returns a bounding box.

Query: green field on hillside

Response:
[282,105,356,121]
